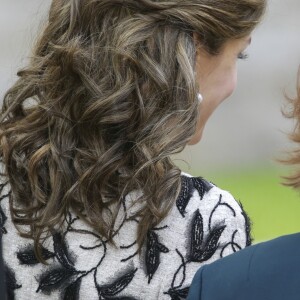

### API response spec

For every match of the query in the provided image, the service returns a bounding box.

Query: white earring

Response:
[197,93,203,104]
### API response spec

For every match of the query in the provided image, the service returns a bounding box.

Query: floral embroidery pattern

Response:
[0,175,251,299]
[0,182,22,299]
[190,210,226,263]
[176,176,213,217]
[146,230,169,283]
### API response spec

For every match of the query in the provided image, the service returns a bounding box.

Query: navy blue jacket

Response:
[187,233,300,300]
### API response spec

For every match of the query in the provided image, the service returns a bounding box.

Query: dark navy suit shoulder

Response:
[188,233,300,300]
[188,242,258,300]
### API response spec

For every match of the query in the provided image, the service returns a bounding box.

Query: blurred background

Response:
[0,0,300,243]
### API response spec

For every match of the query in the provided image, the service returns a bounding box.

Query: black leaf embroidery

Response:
[5,265,22,300]
[208,194,236,231]
[230,230,241,253]
[120,241,138,263]
[191,177,213,200]
[0,190,10,202]
[239,201,253,246]
[105,297,138,300]
[171,250,186,290]
[145,231,170,283]
[157,243,169,253]
[63,278,82,300]
[97,268,137,298]
[17,246,55,265]
[152,225,168,232]
[120,241,137,249]
[0,205,7,227]
[190,210,204,257]
[165,286,190,300]
[53,232,76,271]
[200,226,226,261]
[121,251,138,263]
[80,243,102,250]
[36,267,76,293]
[190,224,226,262]
[0,182,8,195]
[176,176,214,217]
[0,204,7,235]
[220,230,242,258]
[176,176,193,217]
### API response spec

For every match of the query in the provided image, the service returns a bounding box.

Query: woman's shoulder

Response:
[178,172,249,219]
[0,171,252,299]
[171,172,252,250]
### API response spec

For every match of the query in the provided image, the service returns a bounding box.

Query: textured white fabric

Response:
[0,174,250,300]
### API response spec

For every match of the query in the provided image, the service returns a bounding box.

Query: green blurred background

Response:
[201,167,300,243]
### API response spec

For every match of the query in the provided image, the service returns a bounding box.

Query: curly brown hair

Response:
[281,68,300,187]
[0,0,266,261]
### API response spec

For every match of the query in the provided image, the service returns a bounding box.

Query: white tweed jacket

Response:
[0,173,251,300]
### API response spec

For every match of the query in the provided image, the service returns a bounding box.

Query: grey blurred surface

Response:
[0,1,51,96]
[0,1,299,172]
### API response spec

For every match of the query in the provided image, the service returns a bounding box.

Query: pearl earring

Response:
[197,93,203,104]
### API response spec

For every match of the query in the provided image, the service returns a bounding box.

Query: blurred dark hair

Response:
[0,0,266,261]
[281,68,300,188]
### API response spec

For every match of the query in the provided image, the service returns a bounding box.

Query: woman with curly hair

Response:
[0,0,265,299]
